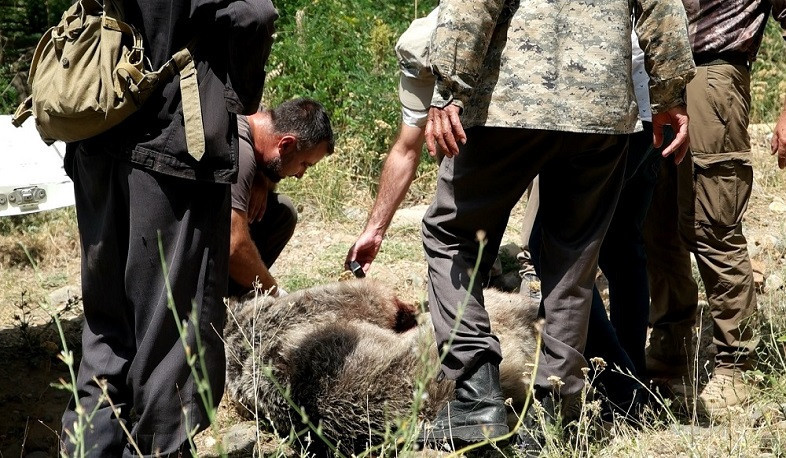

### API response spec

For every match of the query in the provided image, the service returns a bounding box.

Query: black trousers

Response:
[422,127,626,395]
[61,148,230,457]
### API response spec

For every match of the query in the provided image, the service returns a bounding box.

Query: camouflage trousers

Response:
[645,63,758,373]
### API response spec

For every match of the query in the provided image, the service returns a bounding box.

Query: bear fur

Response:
[224,279,539,454]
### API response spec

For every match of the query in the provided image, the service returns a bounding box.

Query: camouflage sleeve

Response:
[429,0,507,107]
[635,0,696,114]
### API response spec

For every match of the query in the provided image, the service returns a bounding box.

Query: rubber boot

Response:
[420,359,509,445]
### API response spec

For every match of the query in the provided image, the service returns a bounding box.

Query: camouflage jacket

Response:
[683,0,786,62]
[430,0,696,134]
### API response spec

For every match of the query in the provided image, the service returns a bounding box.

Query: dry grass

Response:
[0,207,80,331]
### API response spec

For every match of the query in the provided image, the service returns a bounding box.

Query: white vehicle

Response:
[0,115,74,217]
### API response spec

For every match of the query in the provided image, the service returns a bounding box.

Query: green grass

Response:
[265,0,438,218]
[751,20,786,124]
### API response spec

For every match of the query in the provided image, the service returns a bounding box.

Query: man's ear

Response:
[277,135,299,156]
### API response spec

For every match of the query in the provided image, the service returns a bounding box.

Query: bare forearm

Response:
[229,237,276,292]
[363,131,424,237]
[229,210,277,292]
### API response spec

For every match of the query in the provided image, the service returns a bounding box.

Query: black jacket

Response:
[70,0,277,183]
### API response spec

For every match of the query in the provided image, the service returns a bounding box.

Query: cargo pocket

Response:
[692,152,752,228]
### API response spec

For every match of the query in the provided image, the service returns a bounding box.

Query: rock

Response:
[198,421,257,458]
[759,234,780,252]
[769,199,786,214]
[48,284,81,309]
[749,404,765,425]
[342,206,366,222]
[765,274,784,293]
[221,422,258,456]
[748,242,761,259]
[40,340,60,356]
[752,259,766,292]
[390,205,429,229]
[405,272,424,289]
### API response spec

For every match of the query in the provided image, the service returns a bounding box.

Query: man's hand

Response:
[652,105,689,165]
[247,172,270,223]
[425,104,466,158]
[344,231,383,274]
[771,111,786,169]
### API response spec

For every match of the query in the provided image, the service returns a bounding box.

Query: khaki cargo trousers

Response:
[646,63,758,373]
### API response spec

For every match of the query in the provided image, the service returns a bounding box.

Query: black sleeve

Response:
[192,0,278,115]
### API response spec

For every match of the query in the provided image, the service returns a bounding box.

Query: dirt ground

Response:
[0,126,784,456]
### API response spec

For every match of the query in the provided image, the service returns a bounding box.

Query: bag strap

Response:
[104,0,204,161]
[173,48,206,161]
[12,96,33,128]
[116,37,204,161]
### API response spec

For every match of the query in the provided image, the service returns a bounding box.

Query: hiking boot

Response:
[697,369,751,417]
[420,359,509,446]
[519,272,542,304]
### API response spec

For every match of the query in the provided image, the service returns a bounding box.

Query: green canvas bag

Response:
[12,0,206,160]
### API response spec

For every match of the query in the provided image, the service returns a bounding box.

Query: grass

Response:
[266,0,439,219]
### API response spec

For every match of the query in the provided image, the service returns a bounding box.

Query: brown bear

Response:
[224,279,540,455]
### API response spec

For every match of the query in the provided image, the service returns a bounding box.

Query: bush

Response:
[266,0,438,216]
[0,0,71,112]
[751,20,786,124]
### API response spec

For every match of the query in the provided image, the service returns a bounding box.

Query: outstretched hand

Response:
[344,231,383,274]
[425,104,466,158]
[652,105,690,165]
[770,112,786,169]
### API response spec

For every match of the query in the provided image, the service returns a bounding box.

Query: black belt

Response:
[694,52,750,68]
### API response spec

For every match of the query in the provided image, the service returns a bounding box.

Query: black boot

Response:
[420,359,509,445]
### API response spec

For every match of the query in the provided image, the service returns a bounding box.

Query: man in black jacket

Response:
[60,0,277,455]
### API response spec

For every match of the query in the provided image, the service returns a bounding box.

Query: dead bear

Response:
[224,279,540,455]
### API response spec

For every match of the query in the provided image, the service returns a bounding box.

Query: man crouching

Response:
[228,98,334,297]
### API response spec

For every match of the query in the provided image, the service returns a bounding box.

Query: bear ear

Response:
[393,297,419,333]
